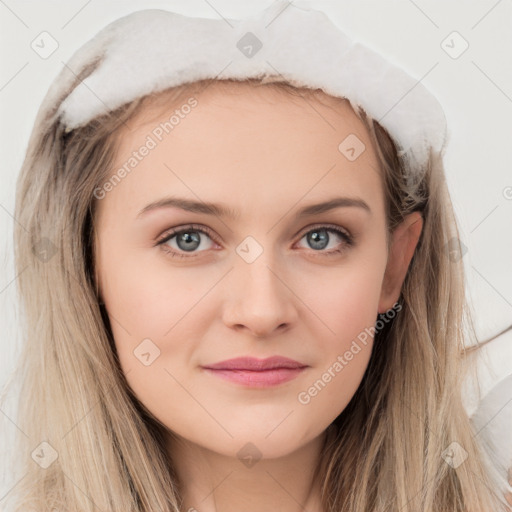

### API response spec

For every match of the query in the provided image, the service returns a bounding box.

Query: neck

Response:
[166,431,327,512]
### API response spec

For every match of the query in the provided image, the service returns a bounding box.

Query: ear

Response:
[378,211,423,313]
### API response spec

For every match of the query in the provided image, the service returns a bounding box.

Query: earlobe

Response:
[378,211,423,314]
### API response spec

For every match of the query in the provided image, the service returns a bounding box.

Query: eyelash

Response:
[155,223,354,259]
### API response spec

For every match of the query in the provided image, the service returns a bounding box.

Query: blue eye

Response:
[297,225,354,255]
[156,223,354,259]
[157,224,216,258]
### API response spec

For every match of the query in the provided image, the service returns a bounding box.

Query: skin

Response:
[94,81,423,512]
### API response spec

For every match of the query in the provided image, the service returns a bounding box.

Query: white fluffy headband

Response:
[52,0,447,174]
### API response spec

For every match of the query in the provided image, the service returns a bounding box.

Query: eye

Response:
[156,223,354,259]
[156,224,217,258]
[295,225,354,255]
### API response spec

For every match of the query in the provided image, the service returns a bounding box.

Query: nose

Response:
[221,255,298,338]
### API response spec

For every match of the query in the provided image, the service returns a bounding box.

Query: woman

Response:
[4,2,507,510]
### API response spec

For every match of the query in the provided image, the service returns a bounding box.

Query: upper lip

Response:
[202,356,308,371]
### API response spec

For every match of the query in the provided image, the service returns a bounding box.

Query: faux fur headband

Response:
[51,0,447,175]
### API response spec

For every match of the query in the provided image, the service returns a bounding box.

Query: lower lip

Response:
[202,367,306,387]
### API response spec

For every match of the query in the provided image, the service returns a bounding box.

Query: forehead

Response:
[100,80,385,222]
[119,79,376,151]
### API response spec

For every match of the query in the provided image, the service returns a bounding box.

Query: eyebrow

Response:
[137,195,371,219]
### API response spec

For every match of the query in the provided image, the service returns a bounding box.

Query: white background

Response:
[1,0,511,503]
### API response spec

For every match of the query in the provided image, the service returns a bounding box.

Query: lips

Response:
[201,356,307,371]
[201,356,308,388]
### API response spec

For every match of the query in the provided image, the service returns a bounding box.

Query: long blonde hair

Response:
[4,74,505,510]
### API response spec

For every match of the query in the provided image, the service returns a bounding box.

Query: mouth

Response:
[201,356,308,388]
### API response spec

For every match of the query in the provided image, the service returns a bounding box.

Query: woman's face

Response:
[94,82,420,459]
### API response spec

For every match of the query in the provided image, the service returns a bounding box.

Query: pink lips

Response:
[201,356,308,388]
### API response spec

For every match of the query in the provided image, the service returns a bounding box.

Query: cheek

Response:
[100,258,208,424]
[100,248,206,334]
[97,244,209,380]
[297,251,386,345]
[291,250,386,411]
